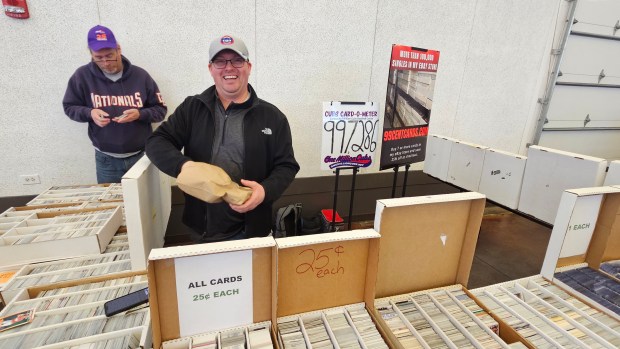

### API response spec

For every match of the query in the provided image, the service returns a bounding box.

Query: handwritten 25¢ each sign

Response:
[321,102,380,170]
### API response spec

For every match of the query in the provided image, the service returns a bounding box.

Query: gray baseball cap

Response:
[209,35,249,62]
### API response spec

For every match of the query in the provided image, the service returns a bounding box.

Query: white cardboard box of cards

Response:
[0,270,150,348]
[540,186,620,321]
[470,274,620,348]
[0,206,122,267]
[423,134,456,182]
[148,237,275,349]
[26,183,123,206]
[371,192,536,348]
[274,229,391,349]
[518,145,607,224]
[0,202,89,237]
[0,249,132,305]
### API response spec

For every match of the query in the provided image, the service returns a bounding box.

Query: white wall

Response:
[0,0,561,196]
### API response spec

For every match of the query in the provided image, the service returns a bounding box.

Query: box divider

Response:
[513,282,615,348]
[526,279,618,335]
[443,289,511,348]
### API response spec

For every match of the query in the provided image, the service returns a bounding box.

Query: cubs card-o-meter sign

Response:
[380,44,440,170]
[321,102,380,170]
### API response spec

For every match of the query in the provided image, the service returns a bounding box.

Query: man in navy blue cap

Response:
[63,25,167,183]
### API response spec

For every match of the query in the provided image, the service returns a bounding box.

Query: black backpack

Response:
[274,203,302,238]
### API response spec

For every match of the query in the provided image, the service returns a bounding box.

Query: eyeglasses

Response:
[92,51,119,63]
[210,58,247,69]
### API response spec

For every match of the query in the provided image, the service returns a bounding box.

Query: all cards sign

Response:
[380,45,440,170]
[174,250,253,337]
[321,102,380,170]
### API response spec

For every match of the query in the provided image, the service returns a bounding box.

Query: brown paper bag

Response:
[176,162,252,205]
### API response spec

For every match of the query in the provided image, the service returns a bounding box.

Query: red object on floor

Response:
[321,209,343,223]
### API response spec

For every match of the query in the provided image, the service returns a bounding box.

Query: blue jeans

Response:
[95,150,144,183]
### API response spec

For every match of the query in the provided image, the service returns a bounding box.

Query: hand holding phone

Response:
[113,109,139,123]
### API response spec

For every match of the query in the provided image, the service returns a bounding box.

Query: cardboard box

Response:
[373,192,485,297]
[540,186,620,320]
[423,134,456,182]
[372,192,530,348]
[604,160,620,186]
[0,271,150,349]
[0,249,132,305]
[0,206,122,267]
[82,200,126,225]
[470,275,620,348]
[26,183,121,206]
[0,203,88,237]
[273,229,389,349]
[518,145,607,224]
[478,148,527,209]
[123,155,172,270]
[446,141,488,191]
[148,237,275,349]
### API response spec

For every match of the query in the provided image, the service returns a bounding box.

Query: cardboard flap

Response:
[148,237,275,260]
[586,191,620,266]
[374,192,485,298]
[275,229,380,317]
[148,237,275,349]
[541,187,620,279]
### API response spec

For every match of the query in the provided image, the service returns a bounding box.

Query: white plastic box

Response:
[518,145,607,224]
[446,140,488,191]
[423,134,456,181]
[604,160,620,186]
[478,148,527,209]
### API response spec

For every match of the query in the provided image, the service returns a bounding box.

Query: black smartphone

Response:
[104,287,149,317]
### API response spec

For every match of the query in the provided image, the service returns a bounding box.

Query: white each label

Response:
[559,194,602,258]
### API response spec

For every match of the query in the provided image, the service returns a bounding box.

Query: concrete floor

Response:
[468,206,551,289]
[164,203,552,290]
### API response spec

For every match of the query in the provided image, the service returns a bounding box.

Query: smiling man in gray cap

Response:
[146,35,299,243]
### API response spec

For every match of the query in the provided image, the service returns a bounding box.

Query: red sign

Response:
[390,45,439,72]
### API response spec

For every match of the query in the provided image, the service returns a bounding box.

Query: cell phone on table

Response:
[104,287,149,317]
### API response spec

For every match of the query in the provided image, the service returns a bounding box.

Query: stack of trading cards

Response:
[324,311,361,349]
[301,314,333,349]
[278,318,307,349]
[220,328,246,349]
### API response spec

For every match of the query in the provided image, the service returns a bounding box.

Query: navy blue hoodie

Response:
[63,56,167,153]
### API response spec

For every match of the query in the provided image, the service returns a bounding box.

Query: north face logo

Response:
[261,128,272,135]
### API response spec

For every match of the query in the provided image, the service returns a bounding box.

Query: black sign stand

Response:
[330,166,359,232]
[390,163,412,198]
[401,163,411,197]
[391,166,399,198]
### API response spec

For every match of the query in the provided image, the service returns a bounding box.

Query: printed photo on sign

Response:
[380,45,440,170]
[321,102,379,170]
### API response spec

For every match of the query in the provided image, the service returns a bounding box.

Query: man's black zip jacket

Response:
[146,84,299,238]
